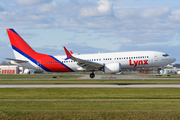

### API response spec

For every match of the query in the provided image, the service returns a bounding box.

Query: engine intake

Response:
[104,63,121,73]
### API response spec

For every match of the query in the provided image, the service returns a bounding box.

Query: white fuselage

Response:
[11,51,175,72]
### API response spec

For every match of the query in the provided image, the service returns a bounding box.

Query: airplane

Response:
[6,28,176,78]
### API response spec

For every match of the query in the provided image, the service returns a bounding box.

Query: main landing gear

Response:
[90,72,95,78]
[156,68,162,76]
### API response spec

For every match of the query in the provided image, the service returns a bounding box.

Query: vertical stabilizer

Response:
[6,29,36,60]
[6,28,74,73]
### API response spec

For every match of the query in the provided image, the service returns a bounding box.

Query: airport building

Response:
[0,65,19,74]
[162,68,180,75]
[0,65,31,74]
[155,64,180,75]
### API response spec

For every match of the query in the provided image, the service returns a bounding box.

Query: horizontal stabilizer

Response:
[5,58,28,63]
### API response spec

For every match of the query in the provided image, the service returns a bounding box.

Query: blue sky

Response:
[0,0,180,63]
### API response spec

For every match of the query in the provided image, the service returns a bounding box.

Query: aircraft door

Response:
[154,54,158,61]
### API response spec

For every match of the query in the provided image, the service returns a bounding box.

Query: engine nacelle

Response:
[104,63,121,73]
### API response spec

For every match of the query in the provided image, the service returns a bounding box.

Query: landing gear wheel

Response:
[90,73,95,78]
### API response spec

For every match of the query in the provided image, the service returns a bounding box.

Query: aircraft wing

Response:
[5,58,28,63]
[63,47,103,70]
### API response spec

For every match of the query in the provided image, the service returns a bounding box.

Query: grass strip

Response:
[0,101,180,120]
[1,88,180,119]
[1,99,180,101]
[0,88,180,99]
[0,74,82,79]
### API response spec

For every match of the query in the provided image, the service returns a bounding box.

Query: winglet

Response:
[70,50,73,54]
[63,47,73,60]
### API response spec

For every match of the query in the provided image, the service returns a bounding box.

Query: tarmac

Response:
[78,75,180,80]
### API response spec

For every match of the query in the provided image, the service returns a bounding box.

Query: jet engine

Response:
[104,63,121,73]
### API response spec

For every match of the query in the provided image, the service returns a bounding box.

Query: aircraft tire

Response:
[90,73,95,78]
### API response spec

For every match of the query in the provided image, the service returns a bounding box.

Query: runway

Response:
[1,83,180,88]
[78,75,180,80]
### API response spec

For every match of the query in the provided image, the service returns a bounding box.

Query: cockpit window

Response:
[162,54,169,57]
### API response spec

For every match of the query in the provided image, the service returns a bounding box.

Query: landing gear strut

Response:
[156,68,162,76]
[90,72,95,78]
[158,68,161,75]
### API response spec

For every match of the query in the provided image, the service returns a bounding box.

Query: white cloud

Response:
[114,9,139,19]
[169,33,180,46]
[64,42,112,54]
[15,0,51,5]
[34,24,50,28]
[98,0,113,13]
[38,2,57,12]
[140,7,170,18]
[169,9,180,22]
[122,39,132,44]
[80,0,113,17]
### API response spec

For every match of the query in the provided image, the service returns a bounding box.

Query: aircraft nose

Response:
[171,57,176,63]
